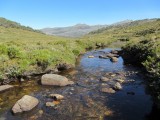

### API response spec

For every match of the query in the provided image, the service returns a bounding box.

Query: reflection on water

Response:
[0,48,157,120]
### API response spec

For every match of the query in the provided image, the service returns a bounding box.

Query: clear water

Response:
[0,48,156,120]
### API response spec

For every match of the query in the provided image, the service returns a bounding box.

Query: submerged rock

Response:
[101,88,116,93]
[88,55,94,58]
[0,85,13,92]
[115,79,125,83]
[49,94,64,100]
[110,50,119,54]
[100,77,110,82]
[46,102,55,107]
[12,95,39,114]
[113,82,122,90]
[99,55,108,59]
[110,57,118,62]
[106,53,119,58]
[41,74,74,86]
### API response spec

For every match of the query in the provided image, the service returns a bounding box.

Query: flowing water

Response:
[0,48,157,120]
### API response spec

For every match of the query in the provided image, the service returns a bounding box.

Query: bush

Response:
[7,46,20,59]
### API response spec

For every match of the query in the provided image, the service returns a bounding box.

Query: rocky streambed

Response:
[0,48,158,120]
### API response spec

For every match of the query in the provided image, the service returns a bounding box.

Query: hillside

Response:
[40,24,108,37]
[0,17,41,33]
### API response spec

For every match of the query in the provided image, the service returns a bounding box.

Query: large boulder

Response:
[12,95,39,114]
[41,74,74,86]
[0,85,13,92]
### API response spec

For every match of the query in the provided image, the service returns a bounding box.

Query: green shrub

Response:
[72,49,80,56]
[7,46,20,59]
[6,65,22,78]
[31,49,54,70]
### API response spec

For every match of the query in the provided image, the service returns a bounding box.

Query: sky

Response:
[0,0,160,29]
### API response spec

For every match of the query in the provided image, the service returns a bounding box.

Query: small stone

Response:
[0,98,2,102]
[20,78,25,82]
[30,115,38,120]
[111,74,116,77]
[113,82,122,90]
[101,88,116,93]
[100,77,110,82]
[88,56,94,58]
[104,110,113,116]
[46,102,55,107]
[127,79,135,82]
[70,88,74,91]
[99,55,108,59]
[115,79,125,83]
[53,100,60,105]
[49,94,64,100]
[110,57,118,62]
[38,110,43,115]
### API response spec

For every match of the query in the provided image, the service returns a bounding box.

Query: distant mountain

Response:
[40,24,108,38]
[89,18,159,35]
[111,20,133,26]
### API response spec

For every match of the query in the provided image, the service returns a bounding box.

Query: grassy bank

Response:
[0,25,115,82]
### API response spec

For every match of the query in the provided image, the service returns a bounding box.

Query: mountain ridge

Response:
[40,24,108,38]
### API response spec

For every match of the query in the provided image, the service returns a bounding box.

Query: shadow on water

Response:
[0,48,159,120]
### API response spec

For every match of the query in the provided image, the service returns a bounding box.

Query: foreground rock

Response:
[0,85,13,92]
[41,74,74,86]
[12,95,39,114]
[49,94,64,100]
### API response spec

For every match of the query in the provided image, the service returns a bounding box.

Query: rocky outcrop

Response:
[41,74,74,86]
[12,95,39,114]
[0,85,13,92]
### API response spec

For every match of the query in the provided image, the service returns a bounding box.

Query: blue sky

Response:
[0,0,160,29]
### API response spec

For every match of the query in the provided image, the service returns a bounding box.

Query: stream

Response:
[0,48,158,120]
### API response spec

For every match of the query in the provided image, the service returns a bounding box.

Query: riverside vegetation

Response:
[0,17,160,107]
